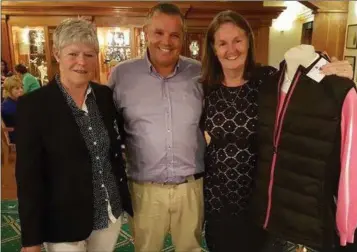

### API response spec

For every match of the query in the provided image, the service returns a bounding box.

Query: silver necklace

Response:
[220,84,244,106]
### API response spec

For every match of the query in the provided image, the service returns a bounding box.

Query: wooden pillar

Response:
[312,12,348,60]
[302,1,349,60]
[1,15,12,71]
[253,26,270,65]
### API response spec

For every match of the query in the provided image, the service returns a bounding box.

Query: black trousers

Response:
[260,236,321,252]
[205,212,268,252]
[338,231,357,252]
[260,233,357,252]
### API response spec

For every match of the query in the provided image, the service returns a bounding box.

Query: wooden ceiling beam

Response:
[1,1,284,20]
[299,1,348,13]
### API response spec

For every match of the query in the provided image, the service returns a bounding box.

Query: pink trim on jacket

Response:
[264,70,302,228]
[337,88,357,246]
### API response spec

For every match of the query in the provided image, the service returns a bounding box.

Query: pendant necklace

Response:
[220,83,244,106]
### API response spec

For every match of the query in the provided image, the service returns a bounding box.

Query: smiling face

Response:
[144,11,183,71]
[54,42,97,87]
[213,22,249,73]
[10,86,23,100]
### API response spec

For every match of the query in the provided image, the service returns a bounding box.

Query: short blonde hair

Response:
[3,75,22,98]
[53,18,99,53]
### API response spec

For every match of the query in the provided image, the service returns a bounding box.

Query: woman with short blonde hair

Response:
[1,75,23,143]
[3,75,23,98]
[16,18,132,252]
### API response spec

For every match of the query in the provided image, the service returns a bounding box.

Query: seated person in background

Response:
[1,59,13,85]
[1,59,14,98]
[14,64,40,94]
[1,75,23,143]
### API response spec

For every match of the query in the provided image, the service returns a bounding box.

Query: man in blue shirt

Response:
[108,3,205,252]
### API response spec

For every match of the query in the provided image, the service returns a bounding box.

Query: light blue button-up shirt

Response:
[108,53,205,183]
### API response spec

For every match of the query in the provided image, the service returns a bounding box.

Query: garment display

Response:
[250,45,357,251]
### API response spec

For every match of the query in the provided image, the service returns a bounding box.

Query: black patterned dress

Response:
[203,67,276,252]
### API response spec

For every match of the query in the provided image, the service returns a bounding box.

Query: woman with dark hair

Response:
[200,10,353,252]
[201,10,274,252]
[1,59,13,84]
[14,63,40,94]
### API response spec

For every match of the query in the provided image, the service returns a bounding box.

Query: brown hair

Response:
[200,10,256,92]
[14,64,28,74]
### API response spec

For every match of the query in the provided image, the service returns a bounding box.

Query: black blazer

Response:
[15,79,133,247]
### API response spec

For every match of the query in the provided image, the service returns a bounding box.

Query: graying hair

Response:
[53,18,99,53]
[146,2,186,31]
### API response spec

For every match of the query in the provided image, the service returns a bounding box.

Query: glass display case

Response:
[11,26,49,85]
[11,24,147,85]
[96,26,146,84]
[97,27,132,84]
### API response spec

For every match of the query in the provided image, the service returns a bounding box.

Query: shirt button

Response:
[93,142,97,145]
[99,170,102,174]
[115,153,118,157]
[168,129,170,132]
[89,127,92,130]
[96,156,100,160]
[101,184,104,188]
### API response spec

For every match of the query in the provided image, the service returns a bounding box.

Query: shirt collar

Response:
[55,74,94,113]
[144,49,181,77]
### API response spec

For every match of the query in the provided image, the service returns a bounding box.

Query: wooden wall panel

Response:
[1,1,283,68]
[253,26,270,65]
[7,16,76,26]
[1,16,12,71]
[312,12,347,60]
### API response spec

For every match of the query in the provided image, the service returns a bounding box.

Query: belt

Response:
[131,172,204,186]
[181,172,204,184]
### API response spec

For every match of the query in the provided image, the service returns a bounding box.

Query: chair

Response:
[1,120,16,167]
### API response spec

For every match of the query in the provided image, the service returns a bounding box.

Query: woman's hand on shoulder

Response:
[320,56,353,79]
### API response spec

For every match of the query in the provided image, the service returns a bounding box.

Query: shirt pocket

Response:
[173,88,203,125]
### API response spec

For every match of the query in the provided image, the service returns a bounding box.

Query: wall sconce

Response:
[273,13,293,32]
[273,1,304,32]
[21,27,30,45]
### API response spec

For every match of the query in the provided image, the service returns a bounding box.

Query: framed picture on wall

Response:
[344,56,356,80]
[346,25,357,49]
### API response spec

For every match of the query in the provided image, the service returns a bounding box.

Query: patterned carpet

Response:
[1,200,208,252]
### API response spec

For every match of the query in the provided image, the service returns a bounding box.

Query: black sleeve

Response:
[199,97,207,134]
[107,85,127,143]
[104,85,127,164]
[253,65,278,87]
[15,96,45,247]
[116,107,126,143]
[104,87,134,217]
[259,65,278,76]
